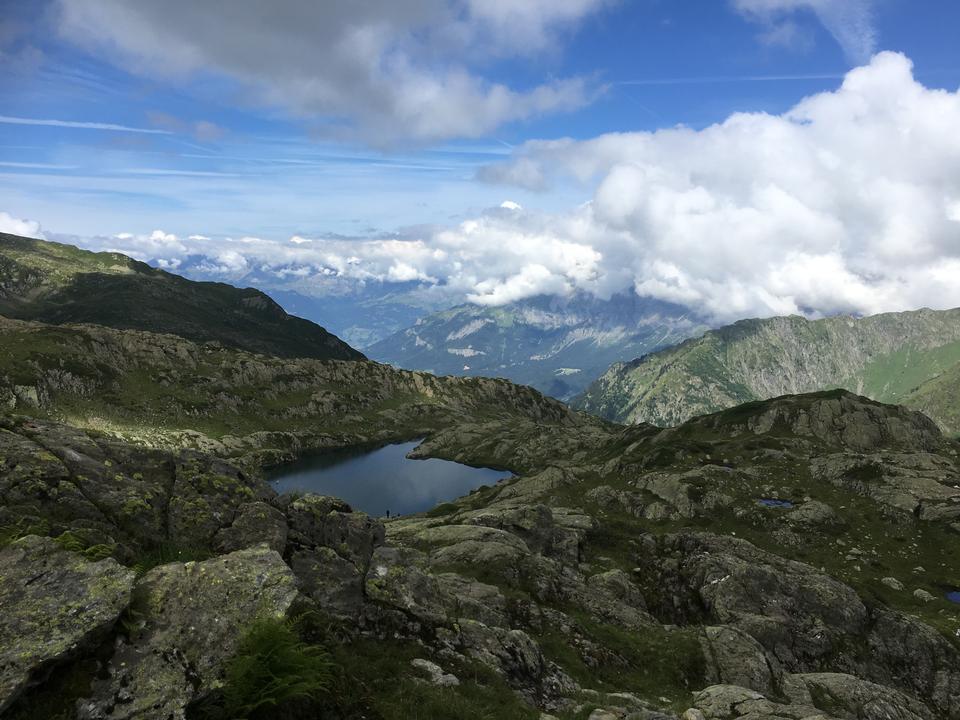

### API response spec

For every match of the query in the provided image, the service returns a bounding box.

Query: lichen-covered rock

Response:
[783,501,844,530]
[364,546,452,629]
[567,569,656,631]
[0,535,134,714]
[649,532,869,669]
[290,546,365,618]
[434,571,509,627]
[454,620,578,708]
[410,658,460,687]
[460,503,585,563]
[701,625,783,697]
[647,532,960,717]
[811,452,960,520]
[789,673,934,720]
[283,493,385,569]
[691,683,834,719]
[167,455,268,547]
[0,416,273,560]
[214,501,287,554]
[77,545,297,720]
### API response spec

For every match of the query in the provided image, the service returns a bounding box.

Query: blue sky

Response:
[1,0,956,238]
[1,1,960,322]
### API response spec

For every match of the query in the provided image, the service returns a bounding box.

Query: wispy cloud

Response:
[616,72,846,86]
[732,0,878,64]
[120,168,242,177]
[0,115,172,134]
[0,161,79,170]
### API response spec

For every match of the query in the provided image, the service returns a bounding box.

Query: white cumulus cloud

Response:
[0,212,45,238]
[478,52,960,320]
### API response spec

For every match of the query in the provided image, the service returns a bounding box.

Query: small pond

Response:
[757,498,795,509]
[268,440,508,517]
[947,590,960,604]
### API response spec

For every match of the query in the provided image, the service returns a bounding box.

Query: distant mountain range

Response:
[366,292,709,399]
[574,308,960,433]
[265,285,449,349]
[0,233,362,361]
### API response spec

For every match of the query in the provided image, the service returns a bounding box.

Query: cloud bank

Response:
[477,52,960,321]
[55,0,610,145]
[10,53,960,324]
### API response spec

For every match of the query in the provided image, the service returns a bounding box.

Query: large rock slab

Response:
[77,545,297,720]
[0,535,134,713]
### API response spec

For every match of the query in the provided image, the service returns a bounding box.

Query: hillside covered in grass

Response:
[575,309,960,433]
[0,233,362,362]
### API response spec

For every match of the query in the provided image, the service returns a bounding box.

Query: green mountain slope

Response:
[902,362,960,434]
[574,308,960,431]
[0,233,362,361]
[367,292,708,399]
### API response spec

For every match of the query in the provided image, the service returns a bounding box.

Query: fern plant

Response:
[219,616,333,719]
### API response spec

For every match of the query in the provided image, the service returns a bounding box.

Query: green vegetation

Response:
[0,516,50,549]
[575,308,960,433]
[53,530,115,561]
[0,232,362,361]
[539,617,705,711]
[131,542,215,576]
[207,617,333,720]
[328,637,539,720]
[425,502,460,517]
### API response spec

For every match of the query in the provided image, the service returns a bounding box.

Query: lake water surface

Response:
[268,440,508,517]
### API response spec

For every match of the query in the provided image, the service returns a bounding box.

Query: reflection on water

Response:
[268,440,508,517]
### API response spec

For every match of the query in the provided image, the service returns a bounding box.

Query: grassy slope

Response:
[575,309,960,431]
[0,233,363,362]
[902,361,960,435]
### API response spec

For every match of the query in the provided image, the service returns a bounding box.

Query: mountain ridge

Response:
[574,307,960,432]
[0,233,363,362]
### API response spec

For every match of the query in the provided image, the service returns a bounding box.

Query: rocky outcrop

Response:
[0,536,134,713]
[77,545,297,720]
[688,673,935,720]
[3,357,960,720]
[644,532,960,717]
[0,415,274,562]
[811,452,960,520]
[0,312,579,463]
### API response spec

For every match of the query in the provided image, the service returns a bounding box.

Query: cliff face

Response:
[0,233,363,362]
[575,308,960,431]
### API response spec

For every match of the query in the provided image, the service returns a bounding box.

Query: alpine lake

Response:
[268,439,508,517]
